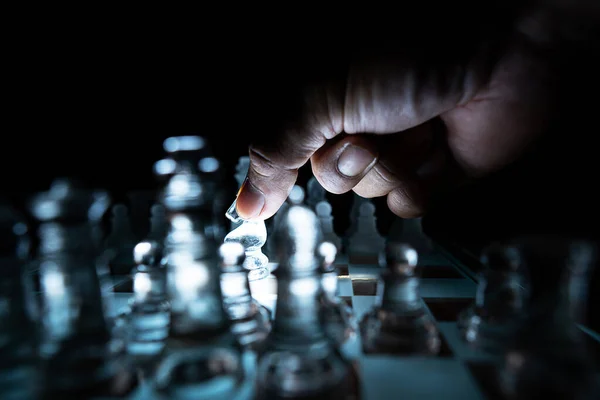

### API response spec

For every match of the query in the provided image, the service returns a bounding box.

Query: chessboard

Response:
[106,239,600,400]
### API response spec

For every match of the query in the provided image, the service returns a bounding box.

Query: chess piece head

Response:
[218,242,246,273]
[163,135,206,154]
[384,242,418,276]
[29,178,110,223]
[481,242,522,272]
[318,241,337,273]
[274,186,323,272]
[133,240,162,267]
[157,135,222,212]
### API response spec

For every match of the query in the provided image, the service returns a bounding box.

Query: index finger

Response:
[236,51,488,220]
[236,82,345,220]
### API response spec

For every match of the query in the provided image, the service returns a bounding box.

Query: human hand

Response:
[234,1,597,220]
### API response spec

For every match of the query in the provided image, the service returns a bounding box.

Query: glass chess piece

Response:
[318,241,357,346]
[457,242,530,355]
[359,242,441,355]
[126,241,170,370]
[224,199,270,281]
[29,179,138,398]
[497,238,600,400]
[255,187,359,400]
[0,202,40,400]
[219,242,271,350]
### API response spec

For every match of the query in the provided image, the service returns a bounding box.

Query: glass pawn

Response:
[256,187,359,400]
[359,242,441,355]
[126,241,170,370]
[318,241,357,345]
[219,241,271,350]
[457,242,530,354]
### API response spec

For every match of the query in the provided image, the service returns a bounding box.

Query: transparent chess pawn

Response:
[498,237,600,400]
[219,241,271,350]
[359,242,441,355]
[457,242,530,355]
[126,241,170,369]
[0,201,40,400]
[29,179,138,399]
[224,198,270,281]
[318,241,357,346]
[256,187,359,400]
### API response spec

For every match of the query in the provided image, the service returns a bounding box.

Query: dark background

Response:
[3,1,599,329]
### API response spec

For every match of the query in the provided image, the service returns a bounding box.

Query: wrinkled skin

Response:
[235,1,600,221]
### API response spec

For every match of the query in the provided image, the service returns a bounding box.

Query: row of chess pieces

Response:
[0,135,598,399]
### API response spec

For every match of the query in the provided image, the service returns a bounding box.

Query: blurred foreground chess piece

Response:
[360,242,441,355]
[29,179,138,398]
[498,236,600,400]
[457,242,530,355]
[255,186,360,400]
[219,242,271,351]
[0,200,40,400]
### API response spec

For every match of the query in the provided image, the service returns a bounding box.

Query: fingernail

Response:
[337,145,377,177]
[236,178,265,219]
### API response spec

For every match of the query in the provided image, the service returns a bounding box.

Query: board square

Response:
[352,279,378,296]
[424,298,472,322]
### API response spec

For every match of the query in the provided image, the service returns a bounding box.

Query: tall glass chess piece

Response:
[224,199,270,281]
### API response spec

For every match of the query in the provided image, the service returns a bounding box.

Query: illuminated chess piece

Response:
[319,241,357,346]
[126,241,170,369]
[224,199,269,281]
[255,187,359,399]
[360,242,441,355]
[219,242,271,350]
